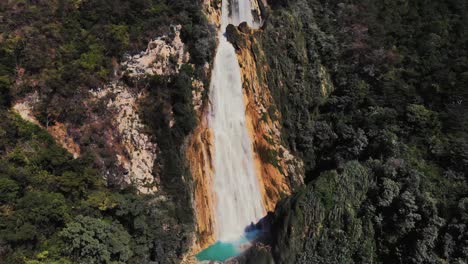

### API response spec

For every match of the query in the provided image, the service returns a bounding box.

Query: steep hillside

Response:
[241,0,468,263]
[1,0,467,263]
[0,0,215,263]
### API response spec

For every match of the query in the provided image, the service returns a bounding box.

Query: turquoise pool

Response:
[196,230,259,262]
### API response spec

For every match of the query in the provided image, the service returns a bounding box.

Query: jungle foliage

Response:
[0,112,194,263]
[0,0,213,263]
[245,0,468,263]
[0,0,214,125]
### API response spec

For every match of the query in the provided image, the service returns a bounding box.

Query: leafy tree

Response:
[60,215,132,264]
[0,178,19,203]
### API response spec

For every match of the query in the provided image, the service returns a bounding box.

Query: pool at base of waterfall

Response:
[196,230,259,262]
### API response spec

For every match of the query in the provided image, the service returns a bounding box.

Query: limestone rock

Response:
[122,25,190,78]
[13,92,81,159]
[91,82,158,194]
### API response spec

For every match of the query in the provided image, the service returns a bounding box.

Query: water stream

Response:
[197,0,264,261]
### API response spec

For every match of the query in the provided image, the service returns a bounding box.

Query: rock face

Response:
[319,64,334,97]
[231,24,304,211]
[188,0,304,252]
[186,1,220,252]
[13,92,81,159]
[90,83,159,193]
[122,25,189,78]
[186,113,216,250]
[12,25,190,194]
[203,0,222,28]
[87,25,190,193]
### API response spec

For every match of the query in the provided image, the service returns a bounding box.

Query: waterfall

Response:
[208,0,264,242]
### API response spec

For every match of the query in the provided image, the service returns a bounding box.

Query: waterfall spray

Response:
[208,0,264,242]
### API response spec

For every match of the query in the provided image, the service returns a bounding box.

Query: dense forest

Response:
[1,0,467,263]
[0,0,214,263]
[242,0,468,263]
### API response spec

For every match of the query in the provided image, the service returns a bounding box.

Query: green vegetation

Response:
[60,215,132,263]
[244,0,468,263]
[0,1,212,263]
[136,64,198,229]
[0,113,193,263]
[257,144,281,169]
[1,0,467,263]
[0,0,214,125]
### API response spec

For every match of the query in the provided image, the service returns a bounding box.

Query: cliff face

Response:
[90,83,159,193]
[122,25,189,78]
[12,26,190,194]
[203,0,221,27]
[233,24,304,211]
[189,0,304,251]
[11,0,304,254]
[186,1,219,252]
[186,114,216,251]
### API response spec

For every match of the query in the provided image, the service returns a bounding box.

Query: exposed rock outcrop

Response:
[90,25,191,193]
[91,83,159,193]
[13,92,81,159]
[203,0,222,28]
[319,64,334,97]
[230,24,304,211]
[189,0,304,252]
[122,25,189,78]
[12,25,190,194]
[186,2,220,253]
[186,114,216,251]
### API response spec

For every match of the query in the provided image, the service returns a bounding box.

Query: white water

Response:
[208,0,264,241]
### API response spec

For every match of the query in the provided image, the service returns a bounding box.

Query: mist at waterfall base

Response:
[196,229,258,262]
[196,220,267,262]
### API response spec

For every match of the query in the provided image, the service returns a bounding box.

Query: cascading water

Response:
[196,2,265,260]
[209,0,264,243]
